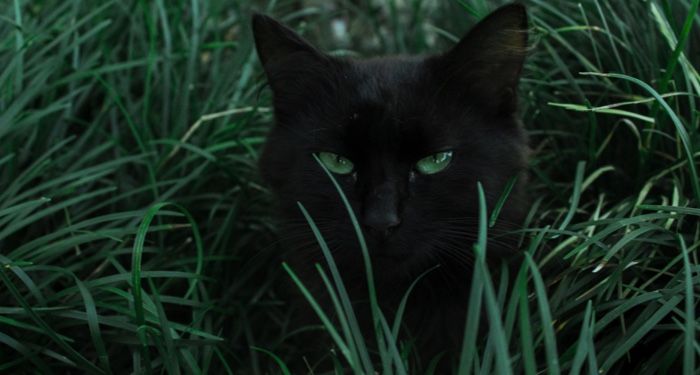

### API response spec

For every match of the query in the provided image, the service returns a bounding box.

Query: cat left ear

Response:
[437,4,529,114]
[252,14,327,81]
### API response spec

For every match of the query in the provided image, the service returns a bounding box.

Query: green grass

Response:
[1,0,699,373]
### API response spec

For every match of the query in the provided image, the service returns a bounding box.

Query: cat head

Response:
[253,4,530,279]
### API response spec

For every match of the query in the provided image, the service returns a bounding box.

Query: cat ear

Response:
[252,14,328,89]
[438,4,528,114]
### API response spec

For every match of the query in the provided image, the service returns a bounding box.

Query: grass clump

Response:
[0,0,699,373]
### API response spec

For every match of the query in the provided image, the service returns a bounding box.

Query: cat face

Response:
[253,5,529,280]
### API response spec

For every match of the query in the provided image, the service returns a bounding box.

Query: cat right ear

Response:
[435,4,529,115]
[252,14,327,87]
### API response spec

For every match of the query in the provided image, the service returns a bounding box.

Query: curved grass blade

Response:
[131,202,205,373]
[678,235,695,375]
[525,253,560,375]
[0,267,105,374]
[251,346,292,375]
[600,295,682,370]
[582,72,700,203]
[489,176,518,228]
[298,202,372,373]
[569,300,593,375]
[282,263,352,363]
[313,154,384,370]
[557,161,586,233]
[74,277,111,373]
[315,264,364,372]
[0,331,52,373]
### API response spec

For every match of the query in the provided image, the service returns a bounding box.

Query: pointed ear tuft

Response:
[437,3,529,114]
[252,13,324,74]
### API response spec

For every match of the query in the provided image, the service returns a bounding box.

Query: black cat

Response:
[253,3,530,370]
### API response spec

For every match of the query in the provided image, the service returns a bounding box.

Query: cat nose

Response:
[363,210,401,237]
[363,181,402,237]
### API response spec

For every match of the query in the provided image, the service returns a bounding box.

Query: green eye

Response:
[317,152,354,175]
[416,151,453,175]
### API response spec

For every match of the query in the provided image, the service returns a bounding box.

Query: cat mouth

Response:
[367,240,415,262]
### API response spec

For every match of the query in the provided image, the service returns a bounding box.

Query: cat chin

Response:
[366,241,426,267]
[372,247,444,279]
[370,252,424,275]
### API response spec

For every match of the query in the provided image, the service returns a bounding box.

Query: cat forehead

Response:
[301,55,477,147]
[321,58,465,152]
[346,57,428,102]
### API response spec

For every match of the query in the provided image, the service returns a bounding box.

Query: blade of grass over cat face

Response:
[390,265,440,341]
[476,183,512,374]
[282,263,352,364]
[513,227,550,375]
[477,261,512,375]
[457,182,489,375]
[314,264,366,372]
[297,203,380,371]
[457,255,484,375]
[378,312,408,374]
[296,201,372,373]
[312,154,390,369]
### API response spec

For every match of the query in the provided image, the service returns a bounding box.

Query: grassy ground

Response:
[1,0,699,373]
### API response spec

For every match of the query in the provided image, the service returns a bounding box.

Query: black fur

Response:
[253,3,530,369]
